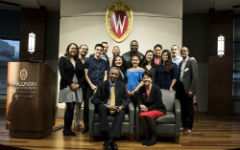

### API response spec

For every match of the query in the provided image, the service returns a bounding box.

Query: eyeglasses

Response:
[96,49,103,51]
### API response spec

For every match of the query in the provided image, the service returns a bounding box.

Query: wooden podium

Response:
[6,62,57,138]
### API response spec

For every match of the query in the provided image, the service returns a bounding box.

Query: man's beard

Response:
[172,54,177,58]
[130,49,138,54]
[81,53,86,57]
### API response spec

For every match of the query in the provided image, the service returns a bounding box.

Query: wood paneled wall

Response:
[208,10,233,115]
[19,7,46,62]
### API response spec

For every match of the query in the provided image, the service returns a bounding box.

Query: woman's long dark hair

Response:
[160,49,173,72]
[142,50,155,67]
[112,55,125,73]
[64,43,79,61]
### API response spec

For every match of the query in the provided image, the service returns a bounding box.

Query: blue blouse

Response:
[156,63,178,90]
[126,69,144,92]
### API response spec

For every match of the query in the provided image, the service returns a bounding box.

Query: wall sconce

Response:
[28,32,36,54]
[217,35,225,57]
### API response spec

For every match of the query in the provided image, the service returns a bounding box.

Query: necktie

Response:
[180,59,186,81]
[110,84,115,114]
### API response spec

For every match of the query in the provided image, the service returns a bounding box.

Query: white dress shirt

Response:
[180,57,189,82]
[172,55,183,66]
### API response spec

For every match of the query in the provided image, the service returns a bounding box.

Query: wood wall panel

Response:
[19,7,46,62]
[208,10,233,116]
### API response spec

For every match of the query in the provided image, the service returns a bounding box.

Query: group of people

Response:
[58,40,198,150]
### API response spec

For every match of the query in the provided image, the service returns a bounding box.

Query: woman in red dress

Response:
[138,71,166,146]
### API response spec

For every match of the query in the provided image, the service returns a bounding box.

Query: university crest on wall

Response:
[105,1,133,43]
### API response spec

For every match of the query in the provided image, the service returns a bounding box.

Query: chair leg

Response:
[196,103,199,123]
[193,96,199,123]
[175,136,180,144]
[194,103,199,123]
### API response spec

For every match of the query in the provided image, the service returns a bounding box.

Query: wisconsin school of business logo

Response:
[105,1,133,43]
[20,68,28,81]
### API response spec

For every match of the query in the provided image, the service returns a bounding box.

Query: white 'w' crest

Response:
[112,12,127,34]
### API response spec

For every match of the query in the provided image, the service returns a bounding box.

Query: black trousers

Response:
[96,104,125,138]
[130,93,139,108]
[64,102,75,132]
[83,85,94,129]
[177,82,194,129]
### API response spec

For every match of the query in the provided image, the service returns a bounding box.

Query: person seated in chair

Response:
[92,67,131,150]
[138,71,166,146]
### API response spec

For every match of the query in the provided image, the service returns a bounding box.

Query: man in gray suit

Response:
[176,46,198,135]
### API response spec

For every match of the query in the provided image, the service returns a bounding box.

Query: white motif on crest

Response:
[112,12,127,34]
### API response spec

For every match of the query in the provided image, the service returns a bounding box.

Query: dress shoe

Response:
[142,139,149,145]
[63,131,76,136]
[103,143,112,150]
[142,136,150,145]
[183,129,192,135]
[146,136,157,146]
[111,142,118,150]
[81,127,89,133]
[180,127,184,131]
[73,127,81,132]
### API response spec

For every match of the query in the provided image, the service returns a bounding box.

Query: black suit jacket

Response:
[59,57,85,89]
[122,51,144,70]
[138,84,166,113]
[178,58,198,94]
[117,70,125,83]
[92,80,130,109]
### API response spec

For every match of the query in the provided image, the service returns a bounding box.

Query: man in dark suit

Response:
[176,46,198,135]
[92,67,130,150]
[122,40,144,70]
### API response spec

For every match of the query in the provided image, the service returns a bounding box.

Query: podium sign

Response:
[6,62,57,138]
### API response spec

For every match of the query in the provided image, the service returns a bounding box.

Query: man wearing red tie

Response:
[92,67,130,150]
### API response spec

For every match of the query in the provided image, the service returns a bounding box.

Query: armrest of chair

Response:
[128,102,134,135]
[175,99,181,136]
[89,96,95,137]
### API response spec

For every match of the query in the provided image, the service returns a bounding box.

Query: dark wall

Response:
[0,9,59,63]
[182,13,209,112]
[208,10,233,116]
[0,9,60,108]
[183,14,209,63]
[19,8,46,62]
[0,10,20,39]
[0,10,20,108]
[45,11,60,73]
